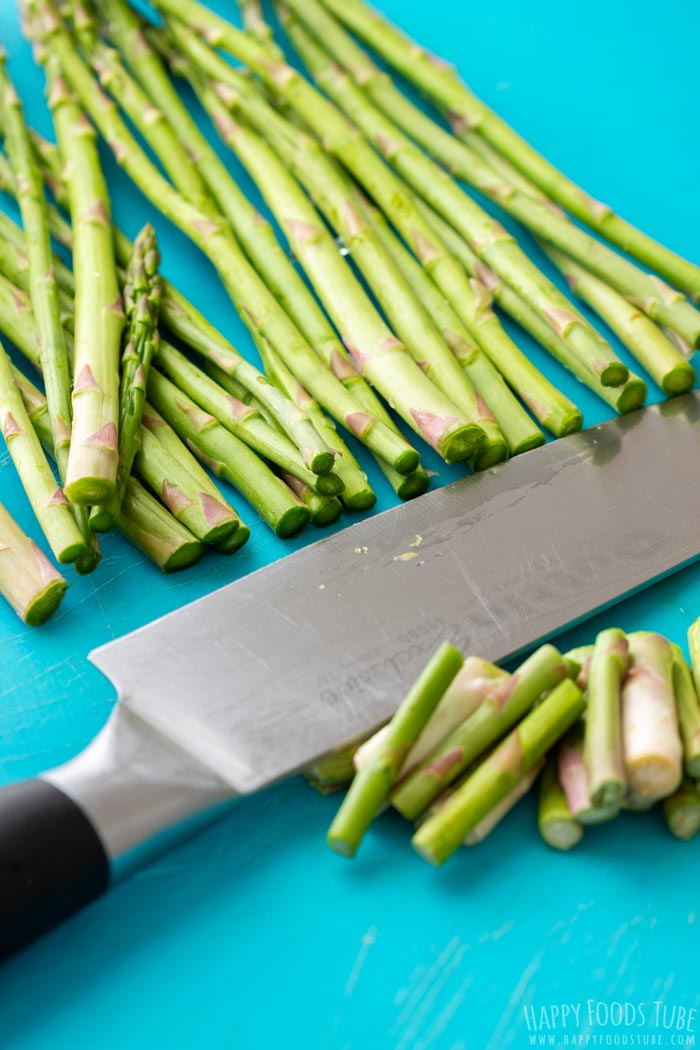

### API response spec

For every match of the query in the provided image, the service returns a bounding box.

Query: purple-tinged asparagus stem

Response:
[584,628,629,808]
[391,644,569,820]
[558,723,619,825]
[538,754,583,851]
[413,678,584,865]
[0,498,67,625]
[622,632,683,800]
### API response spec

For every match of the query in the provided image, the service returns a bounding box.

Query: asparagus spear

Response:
[35,6,428,476]
[39,43,124,504]
[558,723,619,825]
[563,644,594,688]
[327,642,464,856]
[147,368,310,538]
[255,337,375,510]
[544,246,696,396]
[391,644,569,819]
[269,5,631,386]
[465,760,543,846]
[117,476,204,572]
[0,337,84,563]
[96,0,425,497]
[0,499,67,625]
[663,779,700,841]
[538,755,583,851]
[622,632,683,800]
[410,195,648,416]
[670,643,700,780]
[317,0,700,300]
[584,628,629,808]
[288,0,700,347]
[413,678,584,864]
[91,223,161,531]
[137,415,242,545]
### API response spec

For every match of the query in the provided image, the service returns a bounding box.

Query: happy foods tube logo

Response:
[522,1000,696,1045]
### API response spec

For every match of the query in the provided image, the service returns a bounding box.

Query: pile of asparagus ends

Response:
[2,0,699,626]
[321,620,700,863]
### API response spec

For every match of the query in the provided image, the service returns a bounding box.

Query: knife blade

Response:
[2,393,699,956]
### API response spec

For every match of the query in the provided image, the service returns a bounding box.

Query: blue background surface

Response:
[1,2,699,1047]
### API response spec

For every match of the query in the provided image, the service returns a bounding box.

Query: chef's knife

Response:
[2,394,700,958]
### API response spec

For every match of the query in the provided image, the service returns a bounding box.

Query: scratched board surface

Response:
[1,1,699,1047]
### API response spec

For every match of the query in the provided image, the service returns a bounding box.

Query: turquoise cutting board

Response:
[1,2,699,1047]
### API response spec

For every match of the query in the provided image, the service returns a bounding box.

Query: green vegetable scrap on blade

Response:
[324,618,700,864]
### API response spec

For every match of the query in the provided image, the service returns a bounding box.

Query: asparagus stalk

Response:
[271,6,631,386]
[563,644,594,688]
[622,632,683,800]
[558,723,619,825]
[288,0,700,347]
[464,760,543,846]
[0,54,73,483]
[0,498,67,625]
[544,246,696,396]
[91,223,162,531]
[361,198,578,446]
[663,779,700,841]
[0,337,84,563]
[255,337,375,510]
[538,755,583,851]
[36,6,427,476]
[410,196,648,416]
[327,642,464,856]
[137,414,242,545]
[317,0,700,300]
[413,678,584,864]
[584,628,629,808]
[147,367,310,538]
[670,643,700,780]
[96,0,425,496]
[40,47,124,504]
[117,476,204,572]
[391,644,569,820]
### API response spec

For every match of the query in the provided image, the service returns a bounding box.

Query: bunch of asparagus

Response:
[321,620,700,863]
[1,0,698,626]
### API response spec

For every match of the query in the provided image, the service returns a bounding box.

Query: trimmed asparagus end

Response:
[473,433,509,469]
[616,378,647,414]
[663,780,700,841]
[309,448,335,475]
[509,430,546,455]
[313,471,345,497]
[162,538,205,572]
[661,361,696,397]
[311,497,343,527]
[57,537,91,565]
[438,422,485,465]
[275,505,311,538]
[394,446,421,476]
[600,361,629,388]
[65,475,115,507]
[89,505,115,533]
[556,408,584,436]
[24,577,68,626]
[214,524,251,554]
[341,485,377,511]
[540,816,583,851]
[395,469,430,500]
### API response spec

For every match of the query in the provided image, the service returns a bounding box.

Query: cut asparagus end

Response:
[161,537,206,572]
[555,408,584,436]
[663,780,700,841]
[540,816,583,851]
[472,431,508,469]
[341,485,376,511]
[598,361,629,388]
[309,448,335,475]
[310,496,343,527]
[509,429,546,455]
[313,471,345,497]
[661,361,696,397]
[395,469,430,500]
[615,378,647,414]
[590,780,625,809]
[56,536,91,565]
[625,755,682,801]
[65,475,116,507]
[214,523,251,554]
[88,505,115,534]
[275,504,311,538]
[24,577,69,627]
[393,446,420,475]
[437,421,485,465]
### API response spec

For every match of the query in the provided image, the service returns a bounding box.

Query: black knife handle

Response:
[0,778,109,960]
